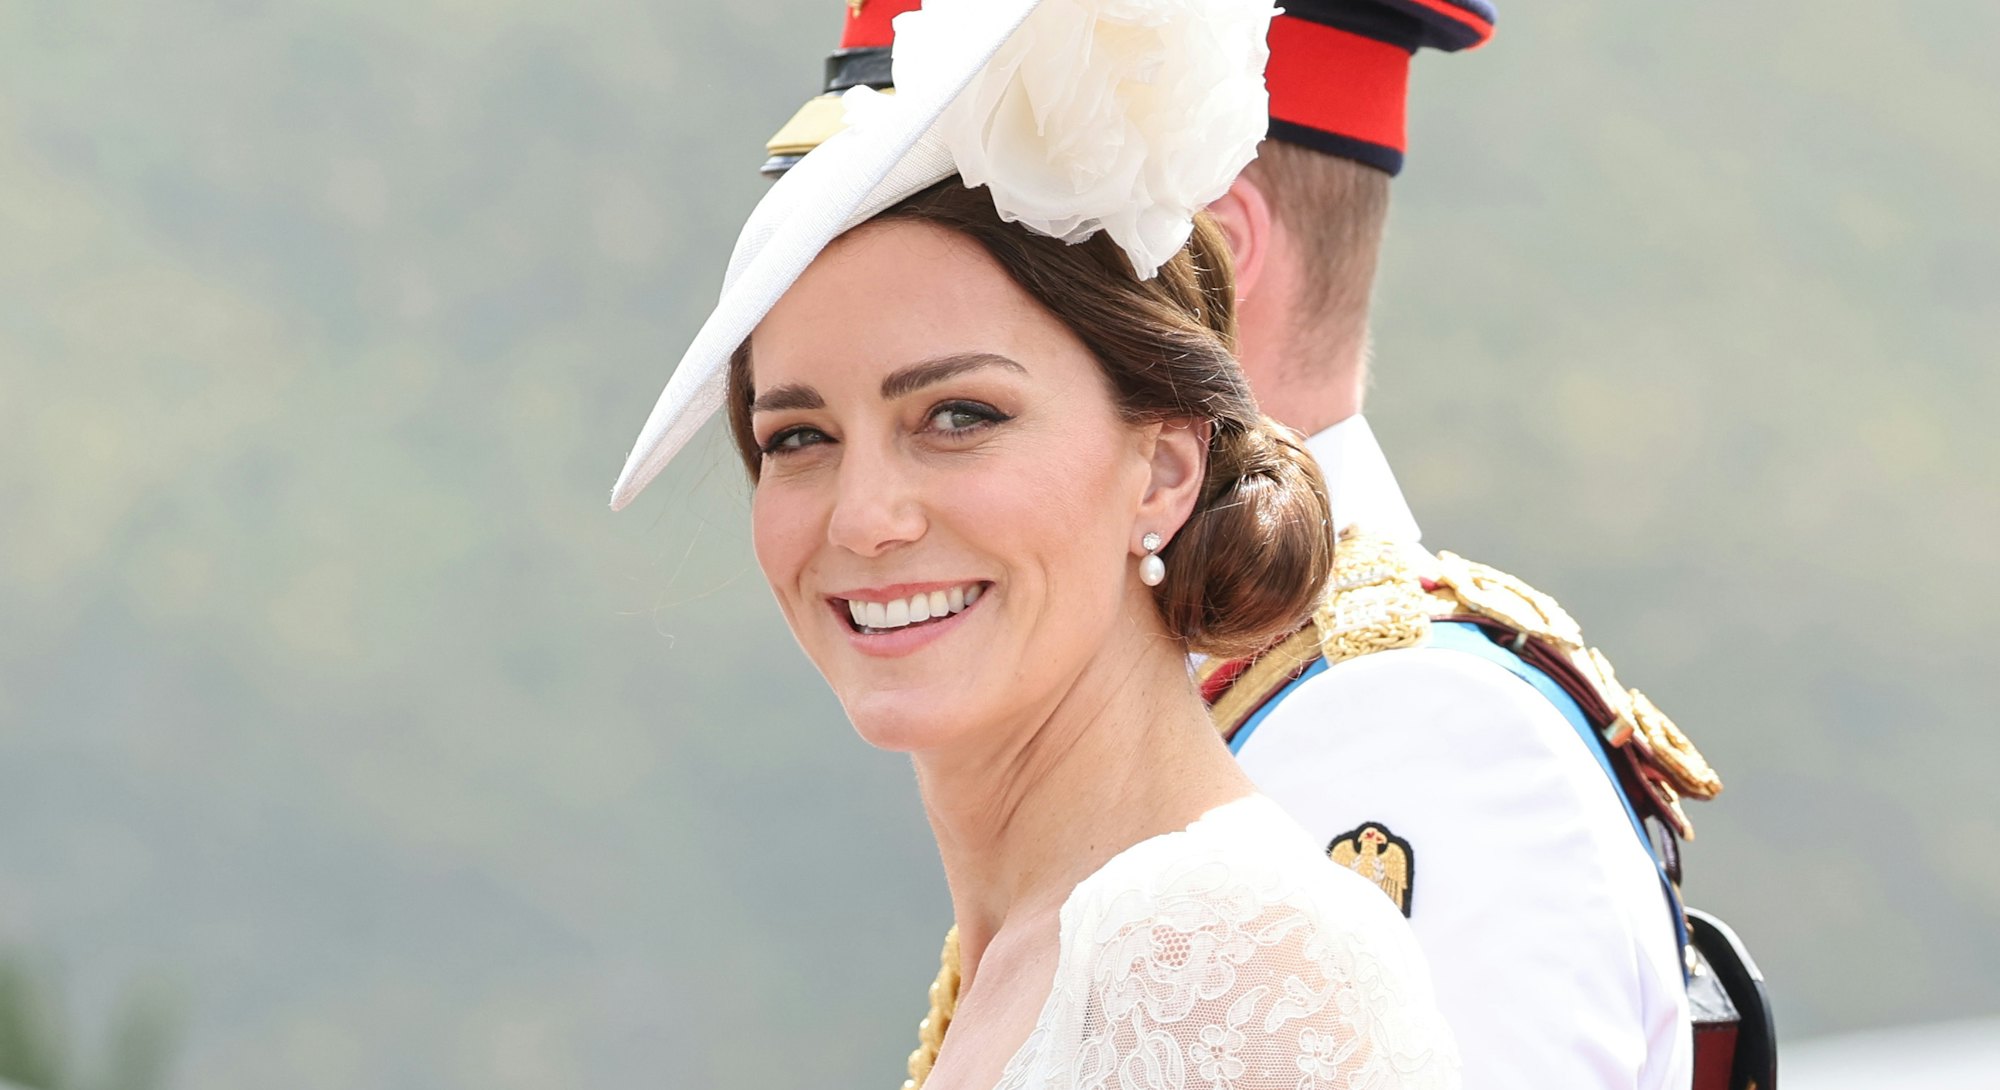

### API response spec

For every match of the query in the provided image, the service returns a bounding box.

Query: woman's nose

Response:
[826,443,926,557]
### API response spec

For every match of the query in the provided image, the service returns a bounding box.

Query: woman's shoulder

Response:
[1012,795,1459,1090]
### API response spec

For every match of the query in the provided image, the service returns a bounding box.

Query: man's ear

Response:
[1206,173,1275,300]
[1135,419,1209,549]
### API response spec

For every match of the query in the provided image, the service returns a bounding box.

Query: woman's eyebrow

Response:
[748,383,824,414]
[880,353,1025,401]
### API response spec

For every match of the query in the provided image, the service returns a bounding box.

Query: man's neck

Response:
[1264,344,1364,438]
[1235,305,1367,438]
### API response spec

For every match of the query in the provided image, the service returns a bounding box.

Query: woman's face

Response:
[746,220,1161,752]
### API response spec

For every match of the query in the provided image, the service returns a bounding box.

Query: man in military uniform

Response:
[762,3,1768,1088]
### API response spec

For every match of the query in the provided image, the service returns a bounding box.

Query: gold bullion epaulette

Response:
[1200,527,1724,837]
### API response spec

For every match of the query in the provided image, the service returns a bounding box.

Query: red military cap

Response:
[762,0,1494,178]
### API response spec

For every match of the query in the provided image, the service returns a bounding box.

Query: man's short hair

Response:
[1240,140,1391,340]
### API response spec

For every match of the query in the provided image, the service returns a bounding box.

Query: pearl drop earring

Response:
[1139,532,1166,587]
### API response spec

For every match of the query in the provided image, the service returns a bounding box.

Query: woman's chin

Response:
[837,693,982,754]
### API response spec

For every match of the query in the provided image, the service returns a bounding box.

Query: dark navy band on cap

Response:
[1282,0,1494,53]
[1375,0,1495,51]
[1268,120,1406,176]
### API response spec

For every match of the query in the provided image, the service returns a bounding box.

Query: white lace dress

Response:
[992,795,1460,1090]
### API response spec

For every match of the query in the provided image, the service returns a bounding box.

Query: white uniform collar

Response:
[1303,415,1423,545]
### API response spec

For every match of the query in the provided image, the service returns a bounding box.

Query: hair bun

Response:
[1154,417,1335,659]
[1238,420,1284,469]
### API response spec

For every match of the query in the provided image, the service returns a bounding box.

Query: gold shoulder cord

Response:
[1422,547,1723,825]
[897,529,1722,1087]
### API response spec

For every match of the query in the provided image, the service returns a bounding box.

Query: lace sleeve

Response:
[998,825,1460,1090]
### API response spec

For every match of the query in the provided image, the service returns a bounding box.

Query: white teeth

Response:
[848,584,986,632]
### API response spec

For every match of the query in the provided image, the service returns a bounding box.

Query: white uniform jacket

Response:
[1232,417,1693,1090]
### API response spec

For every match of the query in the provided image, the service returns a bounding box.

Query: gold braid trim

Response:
[901,926,960,1090]
[1314,529,1457,664]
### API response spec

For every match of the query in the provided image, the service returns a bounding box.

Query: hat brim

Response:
[610,1,1041,511]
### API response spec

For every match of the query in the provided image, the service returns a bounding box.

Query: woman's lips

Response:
[841,582,984,632]
[826,581,992,657]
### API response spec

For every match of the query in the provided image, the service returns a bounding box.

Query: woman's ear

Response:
[1205,174,1275,301]
[1136,419,1209,549]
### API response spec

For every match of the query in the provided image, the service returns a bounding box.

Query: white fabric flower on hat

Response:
[878,0,1277,279]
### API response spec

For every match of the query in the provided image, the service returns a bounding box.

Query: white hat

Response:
[610,0,1276,510]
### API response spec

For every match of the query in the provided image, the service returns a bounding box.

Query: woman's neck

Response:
[909,631,1255,983]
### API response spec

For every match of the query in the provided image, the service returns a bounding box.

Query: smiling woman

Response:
[725,179,1332,755]
[607,0,1463,1086]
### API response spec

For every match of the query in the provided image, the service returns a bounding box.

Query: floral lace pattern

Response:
[993,797,1458,1090]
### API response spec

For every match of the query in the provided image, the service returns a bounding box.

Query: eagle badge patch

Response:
[1328,823,1414,916]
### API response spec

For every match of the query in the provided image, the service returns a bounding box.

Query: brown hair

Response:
[725,180,1334,659]
[1239,140,1391,346]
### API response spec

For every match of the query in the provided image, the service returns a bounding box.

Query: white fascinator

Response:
[610,0,1276,510]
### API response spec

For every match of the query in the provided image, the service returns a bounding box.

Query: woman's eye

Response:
[925,401,1007,435]
[761,426,829,456]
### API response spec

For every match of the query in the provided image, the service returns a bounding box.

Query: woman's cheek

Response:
[751,483,818,612]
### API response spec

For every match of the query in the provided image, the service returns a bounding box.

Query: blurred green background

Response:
[1,2,1994,1087]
